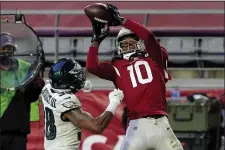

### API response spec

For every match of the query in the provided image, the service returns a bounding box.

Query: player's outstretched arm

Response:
[86,21,117,81]
[122,19,163,67]
[86,42,116,81]
[63,108,113,134]
[63,89,124,134]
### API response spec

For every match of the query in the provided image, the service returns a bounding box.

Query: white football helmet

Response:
[116,27,145,60]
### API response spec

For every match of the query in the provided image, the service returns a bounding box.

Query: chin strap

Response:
[123,51,136,60]
[128,51,148,61]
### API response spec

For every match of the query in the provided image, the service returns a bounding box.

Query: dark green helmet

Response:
[49,58,86,92]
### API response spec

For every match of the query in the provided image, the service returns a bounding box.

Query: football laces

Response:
[94,17,108,24]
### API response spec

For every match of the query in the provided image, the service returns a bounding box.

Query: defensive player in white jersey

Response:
[41,58,124,150]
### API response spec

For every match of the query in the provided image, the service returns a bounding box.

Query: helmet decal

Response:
[49,58,86,92]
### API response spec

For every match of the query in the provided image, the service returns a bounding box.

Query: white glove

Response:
[82,80,93,93]
[109,89,124,105]
[105,89,124,114]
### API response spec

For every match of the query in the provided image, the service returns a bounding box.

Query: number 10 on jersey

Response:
[127,61,153,88]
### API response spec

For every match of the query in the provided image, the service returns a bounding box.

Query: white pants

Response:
[121,116,184,150]
[44,141,80,150]
[44,146,79,150]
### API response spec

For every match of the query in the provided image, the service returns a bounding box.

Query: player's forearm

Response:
[78,111,113,134]
[93,111,113,134]
[65,109,111,134]
[91,41,100,49]
[91,100,119,134]
[86,44,99,74]
[122,18,154,42]
[86,45,116,81]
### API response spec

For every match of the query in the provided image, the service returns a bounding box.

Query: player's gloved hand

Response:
[106,89,124,114]
[91,20,109,43]
[82,80,93,93]
[109,89,124,105]
[106,3,124,26]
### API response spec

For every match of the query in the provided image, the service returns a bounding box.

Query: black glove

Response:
[106,3,124,26]
[91,20,109,43]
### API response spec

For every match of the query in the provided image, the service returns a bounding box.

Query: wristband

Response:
[105,102,118,115]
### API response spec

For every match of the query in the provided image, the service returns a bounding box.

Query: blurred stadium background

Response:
[1,1,224,150]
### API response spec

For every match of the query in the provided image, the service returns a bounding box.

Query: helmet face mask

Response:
[116,28,145,60]
[118,39,143,54]
[68,66,86,91]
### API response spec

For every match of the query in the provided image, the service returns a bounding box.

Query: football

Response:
[84,3,113,24]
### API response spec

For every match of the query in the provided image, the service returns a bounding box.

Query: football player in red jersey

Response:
[86,4,182,150]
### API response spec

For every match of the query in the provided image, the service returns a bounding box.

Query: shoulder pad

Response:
[111,55,123,63]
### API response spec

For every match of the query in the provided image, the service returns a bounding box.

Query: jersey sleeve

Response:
[86,46,117,81]
[161,46,172,82]
[123,19,163,69]
[55,95,81,115]
[25,75,45,103]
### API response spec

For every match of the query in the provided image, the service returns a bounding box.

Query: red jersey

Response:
[161,46,172,83]
[86,19,170,120]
